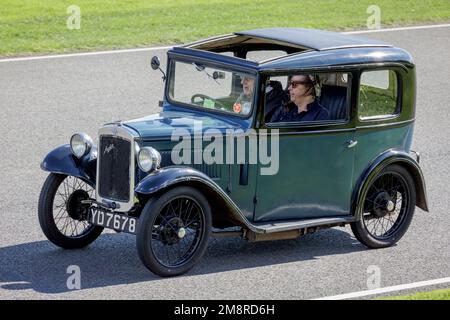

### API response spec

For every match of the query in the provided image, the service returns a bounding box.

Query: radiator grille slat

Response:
[98,135,131,202]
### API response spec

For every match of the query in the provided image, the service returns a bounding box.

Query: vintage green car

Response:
[39,28,428,276]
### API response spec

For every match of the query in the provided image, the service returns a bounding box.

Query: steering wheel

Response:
[191,94,226,110]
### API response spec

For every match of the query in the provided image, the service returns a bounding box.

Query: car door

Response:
[253,72,356,222]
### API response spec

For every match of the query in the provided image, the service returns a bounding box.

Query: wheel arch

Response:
[352,149,429,219]
[135,166,256,231]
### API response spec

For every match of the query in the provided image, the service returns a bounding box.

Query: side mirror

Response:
[151,56,166,81]
[151,56,161,70]
[213,71,225,80]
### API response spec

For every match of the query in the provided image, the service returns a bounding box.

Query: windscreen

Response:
[168,60,256,116]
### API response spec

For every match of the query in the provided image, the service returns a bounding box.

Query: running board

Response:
[254,216,356,233]
[244,216,356,242]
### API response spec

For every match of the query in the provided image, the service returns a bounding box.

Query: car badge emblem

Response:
[104,144,117,154]
[112,126,119,136]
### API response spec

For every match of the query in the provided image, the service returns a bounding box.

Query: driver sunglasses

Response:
[288,80,310,88]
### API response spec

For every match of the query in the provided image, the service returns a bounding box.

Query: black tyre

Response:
[351,164,416,248]
[38,173,103,249]
[136,186,212,277]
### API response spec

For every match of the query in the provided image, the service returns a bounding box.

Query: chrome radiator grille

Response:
[98,135,131,202]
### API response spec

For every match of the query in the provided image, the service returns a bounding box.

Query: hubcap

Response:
[386,200,395,212]
[177,227,186,239]
[373,191,393,218]
[66,189,90,221]
[160,217,184,245]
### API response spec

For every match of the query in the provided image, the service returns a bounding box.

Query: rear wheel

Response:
[351,164,416,248]
[38,173,103,249]
[136,186,211,277]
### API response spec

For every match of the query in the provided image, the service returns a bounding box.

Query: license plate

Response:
[88,207,138,234]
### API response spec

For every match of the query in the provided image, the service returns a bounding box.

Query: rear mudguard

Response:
[352,149,429,219]
[135,166,259,232]
[40,144,97,186]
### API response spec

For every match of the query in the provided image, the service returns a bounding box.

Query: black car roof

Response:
[234,28,392,51]
[174,28,412,70]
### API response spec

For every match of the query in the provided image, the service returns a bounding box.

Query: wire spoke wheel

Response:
[137,186,212,277]
[362,172,408,240]
[53,175,95,238]
[150,197,203,268]
[38,173,103,249]
[351,164,416,248]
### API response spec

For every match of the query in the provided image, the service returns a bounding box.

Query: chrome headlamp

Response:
[70,133,94,159]
[138,147,161,173]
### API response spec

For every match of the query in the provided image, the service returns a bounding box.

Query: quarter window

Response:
[359,70,398,119]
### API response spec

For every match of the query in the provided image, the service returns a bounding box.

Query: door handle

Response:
[239,163,249,186]
[346,140,358,148]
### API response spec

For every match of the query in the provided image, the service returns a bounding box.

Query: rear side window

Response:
[359,70,398,119]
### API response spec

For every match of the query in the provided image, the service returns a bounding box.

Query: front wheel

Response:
[351,164,416,248]
[136,186,212,277]
[38,173,103,249]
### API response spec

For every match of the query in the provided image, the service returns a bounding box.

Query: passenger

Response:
[233,75,254,115]
[271,75,330,122]
[264,80,290,122]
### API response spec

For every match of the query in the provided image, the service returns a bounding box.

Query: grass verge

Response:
[378,288,450,300]
[1,0,449,56]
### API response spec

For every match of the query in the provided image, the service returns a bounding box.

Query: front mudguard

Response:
[135,166,259,232]
[40,144,97,186]
[135,166,218,195]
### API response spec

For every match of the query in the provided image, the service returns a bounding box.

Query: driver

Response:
[271,74,329,122]
[233,74,255,115]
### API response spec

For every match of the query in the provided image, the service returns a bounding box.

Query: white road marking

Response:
[0,46,172,63]
[0,23,449,63]
[343,23,450,34]
[313,277,450,300]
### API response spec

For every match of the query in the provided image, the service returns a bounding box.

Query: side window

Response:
[265,72,349,124]
[359,70,398,119]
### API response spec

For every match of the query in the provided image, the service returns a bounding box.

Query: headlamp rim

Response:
[70,132,93,159]
[137,146,161,173]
